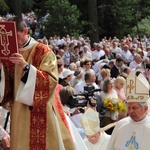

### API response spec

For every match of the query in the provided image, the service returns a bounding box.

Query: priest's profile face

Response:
[17,28,29,48]
[127,102,148,122]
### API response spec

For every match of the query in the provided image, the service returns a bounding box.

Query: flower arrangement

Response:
[103,98,127,113]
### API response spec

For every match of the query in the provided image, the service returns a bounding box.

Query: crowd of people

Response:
[0,12,41,39]
[0,14,150,150]
[30,26,150,149]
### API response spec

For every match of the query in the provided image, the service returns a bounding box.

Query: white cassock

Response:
[106,116,150,150]
[84,132,110,150]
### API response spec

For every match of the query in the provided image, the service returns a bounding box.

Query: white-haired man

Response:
[106,72,150,150]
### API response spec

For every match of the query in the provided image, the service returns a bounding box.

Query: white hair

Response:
[76,61,80,68]
[139,102,148,110]
[69,62,77,70]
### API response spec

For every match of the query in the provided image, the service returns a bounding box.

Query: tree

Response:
[131,16,150,37]
[21,0,34,13]
[6,0,34,17]
[129,0,150,40]
[2,0,150,40]
[0,0,9,15]
[41,0,81,38]
[69,0,137,40]
[88,0,99,46]
[69,0,99,46]
[98,0,135,39]
[11,0,22,17]
[32,0,47,20]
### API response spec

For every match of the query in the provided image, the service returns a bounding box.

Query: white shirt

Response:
[74,81,87,94]
[62,51,71,66]
[111,47,122,54]
[84,51,92,60]
[129,54,135,62]
[74,81,99,94]
[100,89,118,100]
[92,60,103,77]
[92,50,105,61]
[121,50,132,63]
[129,61,141,72]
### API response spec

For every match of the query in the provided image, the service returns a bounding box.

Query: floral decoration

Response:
[103,98,127,113]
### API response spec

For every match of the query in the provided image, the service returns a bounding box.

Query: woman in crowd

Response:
[82,59,95,79]
[72,69,83,87]
[114,76,126,102]
[60,69,74,87]
[57,59,65,84]
[100,78,118,134]
[99,68,111,90]
[114,76,127,120]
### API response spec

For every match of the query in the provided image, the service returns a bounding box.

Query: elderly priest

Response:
[106,72,150,150]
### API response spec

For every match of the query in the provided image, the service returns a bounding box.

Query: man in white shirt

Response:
[74,71,99,94]
[121,44,132,65]
[111,41,122,57]
[83,45,92,60]
[129,54,142,72]
[92,44,105,63]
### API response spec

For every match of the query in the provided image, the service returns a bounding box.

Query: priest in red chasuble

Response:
[0,16,76,150]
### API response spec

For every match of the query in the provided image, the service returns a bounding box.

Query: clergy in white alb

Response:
[80,108,110,150]
[106,72,150,150]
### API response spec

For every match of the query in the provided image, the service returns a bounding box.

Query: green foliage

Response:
[4,0,33,17]
[98,0,136,39]
[32,0,47,19]
[41,0,81,38]
[69,0,150,39]
[68,0,94,37]
[21,0,34,13]
[2,0,150,40]
[131,16,150,37]
[0,0,9,14]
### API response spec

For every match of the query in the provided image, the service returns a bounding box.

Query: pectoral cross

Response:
[0,25,12,55]
[127,79,135,93]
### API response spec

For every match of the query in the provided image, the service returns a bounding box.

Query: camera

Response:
[68,85,101,108]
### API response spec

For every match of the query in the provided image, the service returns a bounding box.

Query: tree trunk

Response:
[88,0,99,47]
[12,0,22,18]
